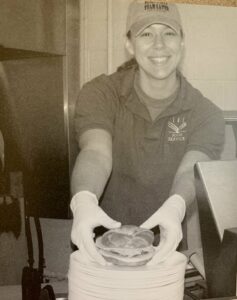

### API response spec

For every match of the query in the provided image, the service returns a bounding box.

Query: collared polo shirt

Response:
[75,66,225,229]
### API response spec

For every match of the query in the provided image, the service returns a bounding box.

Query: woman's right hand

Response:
[70,191,121,265]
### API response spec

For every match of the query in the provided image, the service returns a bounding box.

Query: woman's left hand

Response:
[140,194,186,265]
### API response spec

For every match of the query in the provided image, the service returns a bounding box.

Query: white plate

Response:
[68,251,187,300]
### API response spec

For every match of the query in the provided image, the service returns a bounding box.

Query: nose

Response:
[153,34,165,49]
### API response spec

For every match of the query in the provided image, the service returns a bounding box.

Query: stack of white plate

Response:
[68,251,187,300]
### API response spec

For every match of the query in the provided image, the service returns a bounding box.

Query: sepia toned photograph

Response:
[0,1,237,300]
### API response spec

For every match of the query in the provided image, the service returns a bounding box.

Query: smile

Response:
[149,56,169,64]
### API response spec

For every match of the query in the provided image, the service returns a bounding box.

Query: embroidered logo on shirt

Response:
[167,117,187,142]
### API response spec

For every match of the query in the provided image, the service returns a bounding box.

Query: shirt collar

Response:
[158,72,194,119]
[120,65,137,97]
[119,67,195,121]
[120,66,151,121]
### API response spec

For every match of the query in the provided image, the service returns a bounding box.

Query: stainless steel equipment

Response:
[195,160,237,298]
[1,55,72,219]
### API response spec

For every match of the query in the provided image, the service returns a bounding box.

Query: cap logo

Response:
[144,1,169,12]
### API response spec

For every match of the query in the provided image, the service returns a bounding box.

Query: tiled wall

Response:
[81,0,237,111]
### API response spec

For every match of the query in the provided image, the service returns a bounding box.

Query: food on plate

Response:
[95,225,155,266]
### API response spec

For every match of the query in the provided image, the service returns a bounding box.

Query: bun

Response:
[95,225,155,266]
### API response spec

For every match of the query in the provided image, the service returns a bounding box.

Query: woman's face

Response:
[126,24,184,82]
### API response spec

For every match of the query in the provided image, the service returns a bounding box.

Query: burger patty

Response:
[95,225,155,266]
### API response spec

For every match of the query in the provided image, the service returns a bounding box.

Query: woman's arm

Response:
[169,150,211,207]
[71,128,113,198]
[70,128,121,265]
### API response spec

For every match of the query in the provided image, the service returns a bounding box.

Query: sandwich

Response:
[95,225,155,266]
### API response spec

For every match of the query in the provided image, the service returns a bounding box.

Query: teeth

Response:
[150,57,168,63]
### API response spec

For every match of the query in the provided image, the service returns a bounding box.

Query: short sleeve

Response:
[74,75,117,142]
[186,107,225,160]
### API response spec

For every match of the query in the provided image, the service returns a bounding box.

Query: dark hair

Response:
[117,58,138,72]
[126,30,132,40]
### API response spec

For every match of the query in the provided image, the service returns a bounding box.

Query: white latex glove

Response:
[70,191,121,265]
[140,194,186,265]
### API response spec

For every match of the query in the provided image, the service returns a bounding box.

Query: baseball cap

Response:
[126,1,182,36]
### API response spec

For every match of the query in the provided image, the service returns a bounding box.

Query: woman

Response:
[70,0,225,266]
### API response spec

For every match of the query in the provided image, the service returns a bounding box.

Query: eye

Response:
[140,31,153,38]
[164,30,176,36]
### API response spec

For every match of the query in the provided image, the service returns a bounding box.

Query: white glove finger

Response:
[98,209,121,229]
[80,229,107,265]
[148,247,174,266]
[147,244,174,266]
[147,230,178,265]
[79,242,96,264]
[79,242,111,266]
[140,212,161,230]
[154,232,166,249]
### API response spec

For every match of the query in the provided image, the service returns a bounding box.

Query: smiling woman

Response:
[78,2,237,255]
[71,0,225,271]
[126,23,183,98]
